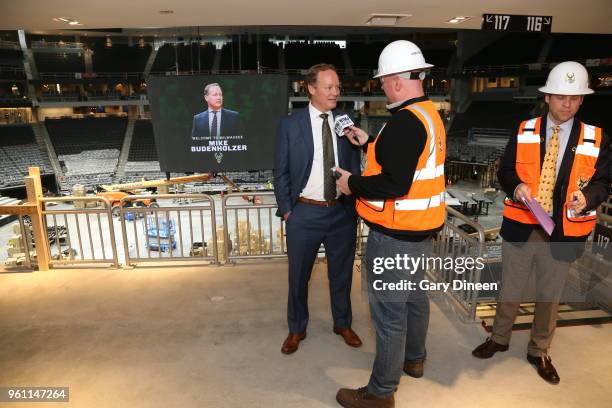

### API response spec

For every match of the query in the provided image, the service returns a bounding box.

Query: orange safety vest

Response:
[502,117,602,237]
[356,100,446,232]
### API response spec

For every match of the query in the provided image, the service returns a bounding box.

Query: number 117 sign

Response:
[482,14,553,33]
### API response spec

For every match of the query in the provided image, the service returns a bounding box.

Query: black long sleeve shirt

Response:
[348,96,435,240]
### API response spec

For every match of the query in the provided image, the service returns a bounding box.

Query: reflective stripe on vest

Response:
[502,117,542,224]
[517,118,540,144]
[393,192,445,211]
[364,190,446,212]
[361,105,443,210]
[575,125,600,157]
[562,122,602,236]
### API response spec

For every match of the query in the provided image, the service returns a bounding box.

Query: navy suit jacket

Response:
[273,107,362,217]
[191,108,244,138]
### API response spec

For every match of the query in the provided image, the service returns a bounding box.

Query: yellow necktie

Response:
[536,125,561,213]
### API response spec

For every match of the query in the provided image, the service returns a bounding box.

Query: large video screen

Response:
[147,74,288,172]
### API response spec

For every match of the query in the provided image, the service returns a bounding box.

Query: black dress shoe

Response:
[472,337,509,359]
[527,354,560,385]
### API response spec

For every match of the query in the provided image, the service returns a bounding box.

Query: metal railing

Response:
[221,192,286,262]
[3,215,35,269]
[119,194,218,265]
[429,206,486,321]
[23,192,501,320]
[40,197,119,267]
[16,215,33,269]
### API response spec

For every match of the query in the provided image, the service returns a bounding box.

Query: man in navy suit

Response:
[274,63,362,354]
[191,83,244,139]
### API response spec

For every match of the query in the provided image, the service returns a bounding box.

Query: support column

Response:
[25,167,50,271]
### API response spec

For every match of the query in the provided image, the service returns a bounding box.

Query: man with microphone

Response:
[334,41,446,408]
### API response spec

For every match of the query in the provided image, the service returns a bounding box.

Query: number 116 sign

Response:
[482,14,553,33]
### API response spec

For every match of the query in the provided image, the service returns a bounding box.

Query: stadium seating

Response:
[450,101,534,135]
[446,138,504,164]
[45,117,127,155]
[217,40,279,71]
[465,33,546,66]
[346,42,386,70]
[0,124,53,188]
[128,120,158,161]
[91,44,152,72]
[578,94,612,134]
[547,34,612,61]
[220,41,254,70]
[34,51,85,72]
[58,148,120,192]
[284,42,344,70]
[0,49,25,79]
[151,43,216,73]
[261,42,280,69]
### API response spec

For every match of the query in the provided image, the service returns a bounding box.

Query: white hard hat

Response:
[538,61,594,95]
[373,40,434,79]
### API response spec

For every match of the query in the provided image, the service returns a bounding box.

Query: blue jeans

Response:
[364,229,432,397]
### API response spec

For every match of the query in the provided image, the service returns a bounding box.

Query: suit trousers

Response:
[285,202,357,334]
[491,228,571,356]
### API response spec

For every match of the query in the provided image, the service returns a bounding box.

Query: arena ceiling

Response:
[0,0,611,35]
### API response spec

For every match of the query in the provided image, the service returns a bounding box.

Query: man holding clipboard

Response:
[472,61,610,384]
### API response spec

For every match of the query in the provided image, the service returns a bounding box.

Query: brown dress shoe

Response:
[527,354,560,385]
[334,327,363,348]
[281,332,306,355]
[336,387,394,408]
[472,337,509,359]
[403,360,424,378]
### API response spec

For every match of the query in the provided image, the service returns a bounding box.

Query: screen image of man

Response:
[334,40,446,408]
[191,83,245,138]
[471,61,610,385]
[273,63,362,355]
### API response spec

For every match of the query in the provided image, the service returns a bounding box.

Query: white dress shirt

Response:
[208,109,221,136]
[300,103,340,200]
[545,114,573,177]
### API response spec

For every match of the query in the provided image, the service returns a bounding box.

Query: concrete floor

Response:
[1,261,611,408]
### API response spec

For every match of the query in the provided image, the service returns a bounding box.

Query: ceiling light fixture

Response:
[52,17,82,26]
[159,10,174,14]
[365,14,411,26]
[446,16,471,24]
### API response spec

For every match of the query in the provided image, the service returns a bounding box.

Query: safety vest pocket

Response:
[516,159,537,183]
[358,198,385,213]
[564,202,597,223]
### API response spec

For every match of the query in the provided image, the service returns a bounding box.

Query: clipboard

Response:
[522,197,555,235]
